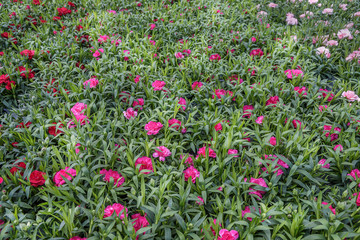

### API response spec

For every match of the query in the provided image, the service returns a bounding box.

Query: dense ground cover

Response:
[1,0,360,239]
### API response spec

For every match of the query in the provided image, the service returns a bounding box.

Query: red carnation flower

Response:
[29,170,46,187]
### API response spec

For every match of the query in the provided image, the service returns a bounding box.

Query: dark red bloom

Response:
[20,49,35,60]
[48,122,63,136]
[10,162,27,175]
[57,7,72,16]
[29,170,46,187]
[16,122,32,128]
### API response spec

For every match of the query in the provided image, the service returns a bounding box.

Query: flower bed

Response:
[1,0,360,239]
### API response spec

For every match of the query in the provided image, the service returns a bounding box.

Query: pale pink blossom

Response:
[322,8,333,15]
[316,47,331,58]
[309,0,318,4]
[268,3,278,8]
[326,40,338,46]
[339,4,347,11]
[342,91,359,102]
[337,29,353,40]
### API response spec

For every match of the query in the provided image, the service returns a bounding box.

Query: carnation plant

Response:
[1,0,360,239]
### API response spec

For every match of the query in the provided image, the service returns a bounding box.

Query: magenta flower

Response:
[152,80,166,91]
[196,196,204,205]
[150,24,156,30]
[135,157,154,174]
[266,96,279,106]
[256,116,264,124]
[92,48,104,58]
[192,81,203,90]
[103,203,128,219]
[209,54,221,61]
[145,121,163,135]
[168,118,182,130]
[218,229,239,240]
[69,237,87,240]
[175,52,184,59]
[131,213,149,236]
[334,144,343,152]
[196,146,217,158]
[178,97,186,110]
[248,177,268,199]
[318,159,330,169]
[184,166,200,183]
[83,78,99,88]
[123,108,138,120]
[214,123,222,132]
[243,105,254,118]
[100,169,125,187]
[284,69,304,79]
[228,149,239,157]
[153,146,171,161]
[269,136,277,146]
[53,167,77,186]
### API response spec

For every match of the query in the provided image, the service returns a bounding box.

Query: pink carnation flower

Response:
[175,52,184,59]
[131,213,149,236]
[100,169,125,187]
[184,166,200,183]
[228,149,239,157]
[135,157,154,174]
[178,97,186,110]
[168,118,182,130]
[342,91,359,102]
[284,69,304,79]
[83,78,99,88]
[316,47,331,58]
[69,237,87,240]
[209,54,221,61]
[334,144,343,152]
[256,116,264,124]
[192,81,203,90]
[218,229,239,240]
[103,203,128,219]
[318,159,330,169]
[152,80,166,91]
[196,146,217,158]
[123,108,138,119]
[269,136,277,146]
[153,146,171,161]
[248,177,268,199]
[53,167,77,186]
[145,121,163,135]
[322,8,333,15]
